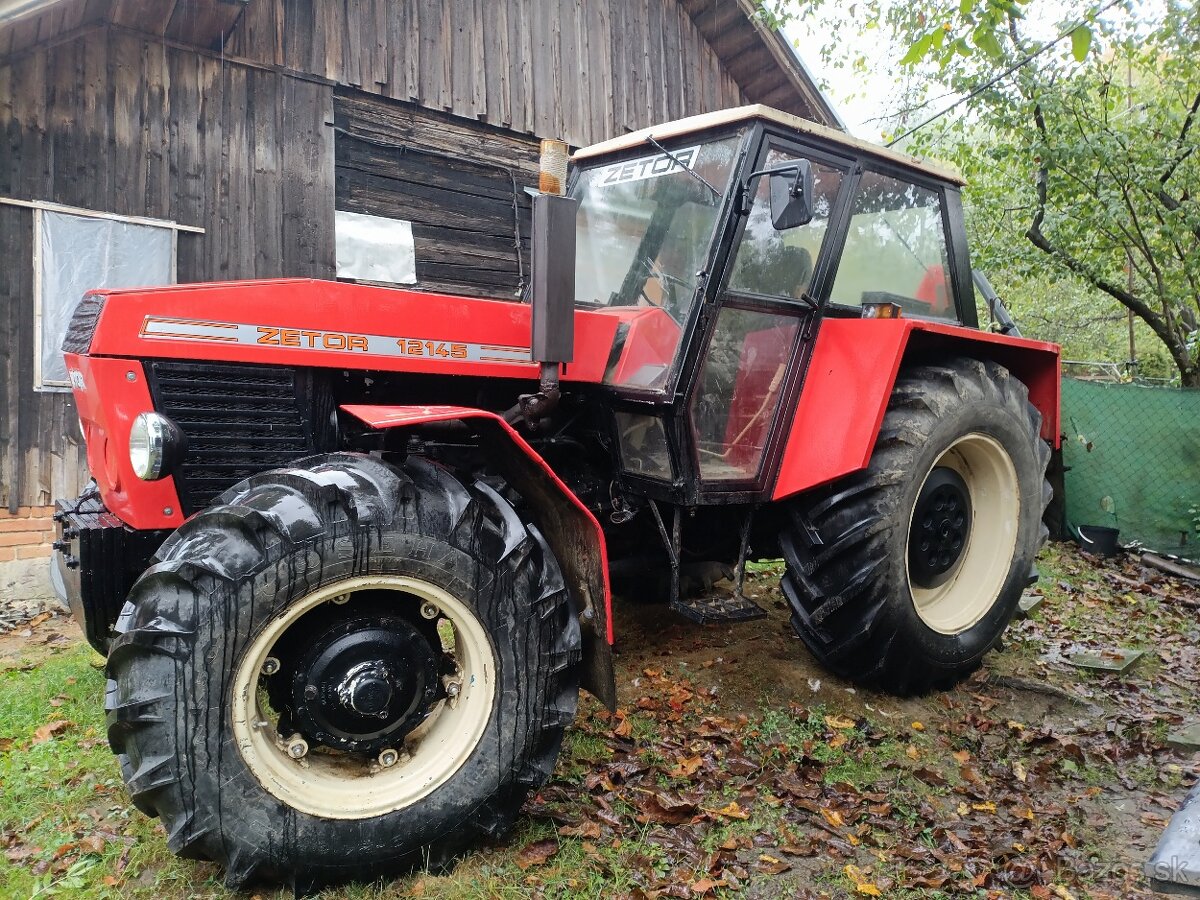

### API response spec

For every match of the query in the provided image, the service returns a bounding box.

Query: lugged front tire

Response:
[104,452,581,890]
[780,357,1051,695]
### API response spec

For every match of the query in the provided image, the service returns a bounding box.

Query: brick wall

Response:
[0,506,57,562]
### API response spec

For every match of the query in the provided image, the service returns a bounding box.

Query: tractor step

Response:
[1145,781,1200,895]
[670,592,767,625]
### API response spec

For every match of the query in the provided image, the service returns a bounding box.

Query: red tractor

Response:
[54,105,1058,888]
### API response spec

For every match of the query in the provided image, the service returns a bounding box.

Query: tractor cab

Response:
[565,106,978,503]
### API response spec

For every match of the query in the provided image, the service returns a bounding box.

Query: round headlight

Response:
[129,412,183,481]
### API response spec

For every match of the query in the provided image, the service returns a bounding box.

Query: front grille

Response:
[148,361,319,512]
[62,293,107,354]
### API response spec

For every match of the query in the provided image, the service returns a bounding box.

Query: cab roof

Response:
[571,104,965,187]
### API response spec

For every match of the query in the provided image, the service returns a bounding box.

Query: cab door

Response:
[686,136,853,497]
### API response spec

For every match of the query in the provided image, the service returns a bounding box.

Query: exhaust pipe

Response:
[515,140,578,429]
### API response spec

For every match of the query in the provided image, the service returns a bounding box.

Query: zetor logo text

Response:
[599,146,700,187]
[256,326,368,351]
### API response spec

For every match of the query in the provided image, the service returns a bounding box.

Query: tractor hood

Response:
[64,278,663,385]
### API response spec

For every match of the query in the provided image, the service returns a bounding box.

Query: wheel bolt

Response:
[286,735,309,759]
[262,657,281,676]
[378,748,400,768]
[420,602,439,620]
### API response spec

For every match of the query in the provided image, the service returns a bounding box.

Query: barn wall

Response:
[0,28,334,509]
[225,0,749,148]
[335,90,543,298]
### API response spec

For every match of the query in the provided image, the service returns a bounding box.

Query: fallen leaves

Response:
[845,864,883,895]
[514,838,558,870]
[32,720,73,743]
[709,801,749,820]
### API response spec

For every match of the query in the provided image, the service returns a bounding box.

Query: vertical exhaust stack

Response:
[521,139,578,428]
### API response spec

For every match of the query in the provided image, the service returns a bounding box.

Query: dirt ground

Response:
[1,541,1197,898]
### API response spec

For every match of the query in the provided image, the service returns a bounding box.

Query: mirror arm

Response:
[739,163,803,214]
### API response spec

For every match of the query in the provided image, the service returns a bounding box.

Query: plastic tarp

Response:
[335,210,417,286]
[1061,377,1200,554]
[39,211,173,388]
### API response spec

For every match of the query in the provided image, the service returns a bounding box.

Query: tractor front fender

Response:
[772,319,1061,500]
[341,404,616,710]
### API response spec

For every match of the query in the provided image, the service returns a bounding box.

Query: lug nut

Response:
[420,602,439,620]
[331,593,350,605]
[286,735,309,759]
[261,657,281,676]
[446,682,461,698]
[304,684,318,700]
[378,748,400,768]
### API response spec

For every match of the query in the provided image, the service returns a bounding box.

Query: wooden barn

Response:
[0,0,839,550]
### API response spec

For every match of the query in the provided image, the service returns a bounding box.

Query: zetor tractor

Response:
[55,105,1059,888]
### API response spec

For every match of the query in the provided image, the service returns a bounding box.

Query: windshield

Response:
[572,137,741,324]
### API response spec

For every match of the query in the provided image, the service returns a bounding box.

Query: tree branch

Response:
[1160,89,1200,188]
[1025,103,1184,367]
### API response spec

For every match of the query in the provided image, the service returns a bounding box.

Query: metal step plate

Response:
[1146,782,1200,896]
[669,593,767,625]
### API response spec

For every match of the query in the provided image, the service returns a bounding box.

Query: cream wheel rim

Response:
[230,575,495,819]
[906,433,1020,635]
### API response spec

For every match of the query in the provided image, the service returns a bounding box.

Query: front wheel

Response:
[780,357,1051,695]
[104,453,581,889]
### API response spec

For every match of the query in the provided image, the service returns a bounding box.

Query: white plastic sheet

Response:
[335,210,417,285]
[38,211,173,388]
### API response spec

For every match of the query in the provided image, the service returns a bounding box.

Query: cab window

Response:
[728,150,845,301]
[829,171,958,320]
[691,306,800,481]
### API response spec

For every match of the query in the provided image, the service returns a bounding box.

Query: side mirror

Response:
[768,160,814,230]
[742,160,815,231]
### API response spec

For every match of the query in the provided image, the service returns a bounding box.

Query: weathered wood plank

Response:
[450,0,472,118]
[167,49,205,280]
[594,0,614,138]
[660,0,681,122]
[336,91,539,174]
[514,0,534,133]
[249,67,283,277]
[343,0,362,87]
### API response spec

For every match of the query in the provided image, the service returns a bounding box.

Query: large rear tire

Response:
[780,357,1051,695]
[104,452,580,890]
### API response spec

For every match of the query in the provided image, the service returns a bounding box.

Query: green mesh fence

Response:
[1061,378,1200,554]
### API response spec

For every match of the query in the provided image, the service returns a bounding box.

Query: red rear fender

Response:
[772,319,1060,500]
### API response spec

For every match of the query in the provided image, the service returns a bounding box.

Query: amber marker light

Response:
[862,301,903,319]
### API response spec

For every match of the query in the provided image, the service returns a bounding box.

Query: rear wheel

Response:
[780,357,1051,694]
[105,453,581,889]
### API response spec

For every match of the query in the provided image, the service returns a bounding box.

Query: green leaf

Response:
[899,32,934,66]
[1071,25,1092,62]
[973,25,1003,59]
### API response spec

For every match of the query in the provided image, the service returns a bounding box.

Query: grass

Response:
[0,643,224,899]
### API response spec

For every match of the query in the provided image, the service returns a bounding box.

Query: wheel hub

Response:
[338,662,395,716]
[909,466,972,589]
[285,613,442,753]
